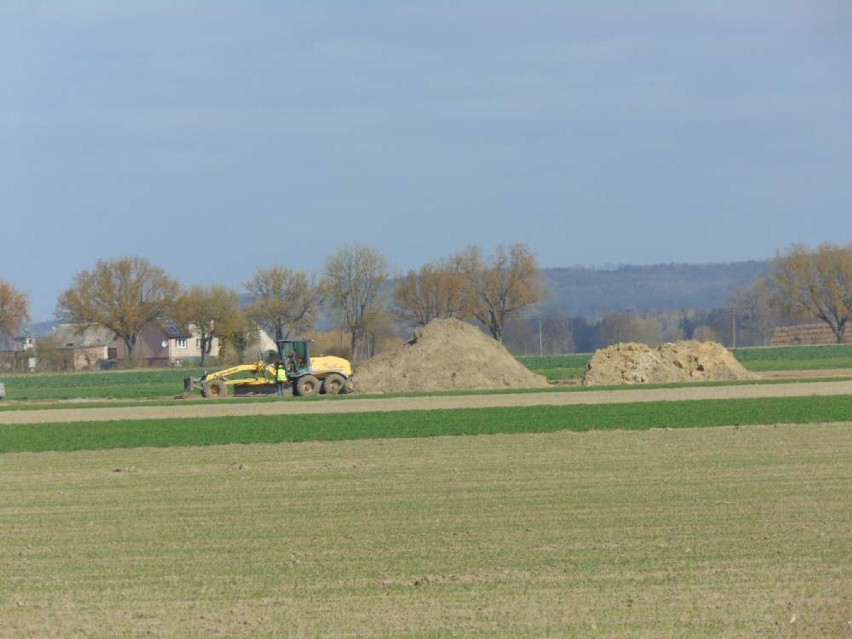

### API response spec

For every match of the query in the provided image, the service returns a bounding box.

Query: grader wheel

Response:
[321,373,346,395]
[202,379,228,398]
[294,375,320,397]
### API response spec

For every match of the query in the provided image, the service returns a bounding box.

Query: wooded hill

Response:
[539,260,770,317]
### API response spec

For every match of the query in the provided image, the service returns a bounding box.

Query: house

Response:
[4,320,277,372]
[138,321,221,367]
[49,323,118,370]
[0,334,37,371]
[43,322,222,370]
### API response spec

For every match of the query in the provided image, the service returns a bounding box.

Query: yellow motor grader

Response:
[183,339,353,398]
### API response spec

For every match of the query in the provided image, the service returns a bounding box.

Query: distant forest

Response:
[539,260,770,317]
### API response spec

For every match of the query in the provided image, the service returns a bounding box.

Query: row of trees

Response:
[0,242,543,364]
[2,242,851,364]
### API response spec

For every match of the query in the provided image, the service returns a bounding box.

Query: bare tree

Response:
[455,243,544,342]
[361,305,397,359]
[244,267,323,339]
[323,244,390,360]
[773,243,852,343]
[57,256,181,362]
[393,258,467,327]
[0,280,30,343]
[593,311,661,347]
[172,284,245,365]
[731,277,781,346]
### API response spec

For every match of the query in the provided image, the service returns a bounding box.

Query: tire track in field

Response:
[1,380,851,425]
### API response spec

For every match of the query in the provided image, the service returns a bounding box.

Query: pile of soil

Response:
[582,340,758,386]
[351,318,549,393]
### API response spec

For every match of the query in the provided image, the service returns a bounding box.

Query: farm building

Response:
[770,322,851,346]
[0,333,38,372]
[49,324,118,370]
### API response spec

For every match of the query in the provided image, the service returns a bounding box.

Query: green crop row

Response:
[517,354,589,382]
[2,395,849,454]
[741,357,852,371]
[517,354,591,369]
[0,368,207,401]
[731,345,852,372]
[731,343,852,361]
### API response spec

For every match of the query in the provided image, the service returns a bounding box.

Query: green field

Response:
[0,367,207,401]
[731,344,852,371]
[516,354,591,381]
[1,396,851,453]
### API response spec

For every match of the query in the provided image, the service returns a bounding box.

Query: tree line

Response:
[0,242,542,366]
[1,242,851,367]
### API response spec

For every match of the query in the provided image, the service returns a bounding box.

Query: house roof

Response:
[163,321,192,338]
[51,323,116,348]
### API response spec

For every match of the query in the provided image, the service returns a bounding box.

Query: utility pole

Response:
[731,305,736,349]
[538,316,543,356]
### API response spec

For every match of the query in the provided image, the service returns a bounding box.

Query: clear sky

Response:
[2,1,851,320]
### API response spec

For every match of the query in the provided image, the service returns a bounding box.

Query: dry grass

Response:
[2,424,850,638]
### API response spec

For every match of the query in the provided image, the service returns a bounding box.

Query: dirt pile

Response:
[351,318,549,393]
[582,340,758,386]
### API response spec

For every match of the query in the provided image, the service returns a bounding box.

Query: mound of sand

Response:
[351,318,549,393]
[582,340,758,386]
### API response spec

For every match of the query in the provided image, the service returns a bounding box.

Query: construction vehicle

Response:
[183,339,353,398]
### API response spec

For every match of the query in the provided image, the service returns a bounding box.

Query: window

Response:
[176,339,188,349]
[196,339,201,348]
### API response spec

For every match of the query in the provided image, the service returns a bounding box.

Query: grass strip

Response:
[6,376,848,413]
[1,395,850,454]
[741,357,852,371]
[732,343,852,361]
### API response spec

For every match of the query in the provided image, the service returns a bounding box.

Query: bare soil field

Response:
[3,423,850,638]
[2,379,852,425]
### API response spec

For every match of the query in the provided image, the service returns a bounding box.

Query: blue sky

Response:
[2,1,851,320]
